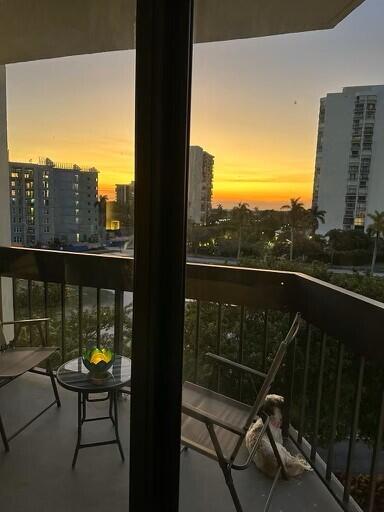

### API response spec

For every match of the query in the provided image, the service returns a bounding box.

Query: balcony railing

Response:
[1,246,383,511]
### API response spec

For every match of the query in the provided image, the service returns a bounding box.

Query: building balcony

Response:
[1,370,346,512]
[0,246,383,512]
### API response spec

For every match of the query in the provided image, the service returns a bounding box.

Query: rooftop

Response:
[9,158,99,173]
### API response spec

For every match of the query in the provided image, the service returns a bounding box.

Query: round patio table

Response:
[57,355,131,467]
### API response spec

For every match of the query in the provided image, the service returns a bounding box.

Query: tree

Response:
[208,204,227,225]
[326,229,371,251]
[230,203,251,259]
[95,195,108,242]
[367,210,384,274]
[281,198,305,261]
[309,205,326,234]
[48,238,63,250]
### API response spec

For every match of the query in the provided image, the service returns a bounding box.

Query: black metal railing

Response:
[184,265,384,512]
[0,247,133,362]
[1,246,384,511]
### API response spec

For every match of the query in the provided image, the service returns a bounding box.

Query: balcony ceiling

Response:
[0,0,364,65]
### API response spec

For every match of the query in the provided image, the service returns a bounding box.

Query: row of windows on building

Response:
[10,168,98,179]
[343,97,375,229]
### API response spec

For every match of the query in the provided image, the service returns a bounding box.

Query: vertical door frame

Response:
[130,0,194,510]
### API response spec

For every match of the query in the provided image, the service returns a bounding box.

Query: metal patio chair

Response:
[181,312,301,512]
[0,317,61,451]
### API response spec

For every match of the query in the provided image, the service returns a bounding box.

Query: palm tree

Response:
[281,197,305,261]
[209,204,225,224]
[367,210,384,274]
[309,205,326,234]
[231,202,251,259]
[216,204,224,218]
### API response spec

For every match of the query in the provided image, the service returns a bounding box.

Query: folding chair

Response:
[181,312,301,512]
[0,318,61,451]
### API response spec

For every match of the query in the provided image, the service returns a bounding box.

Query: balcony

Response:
[1,370,344,512]
[1,246,383,511]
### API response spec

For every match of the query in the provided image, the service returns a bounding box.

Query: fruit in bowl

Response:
[82,346,115,382]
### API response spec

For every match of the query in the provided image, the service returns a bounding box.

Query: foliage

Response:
[331,249,373,266]
[309,205,326,233]
[189,201,331,263]
[230,202,252,259]
[281,197,306,228]
[367,210,384,237]
[336,473,384,511]
[187,203,384,274]
[14,281,132,365]
[367,210,384,274]
[327,229,371,251]
[240,256,384,302]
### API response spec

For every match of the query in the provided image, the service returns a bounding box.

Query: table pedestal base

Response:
[72,390,125,468]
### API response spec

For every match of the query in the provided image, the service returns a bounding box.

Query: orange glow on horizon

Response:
[9,0,382,213]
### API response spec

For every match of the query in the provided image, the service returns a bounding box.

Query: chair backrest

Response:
[244,312,300,431]
[230,312,301,460]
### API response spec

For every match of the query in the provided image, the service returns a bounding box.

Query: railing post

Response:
[239,305,245,401]
[326,341,344,481]
[114,289,124,355]
[193,300,200,383]
[60,283,66,362]
[310,332,327,461]
[44,281,49,344]
[282,313,297,439]
[78,286,83,356]
[298,323,312,444]
[96,288,101,347]
[262,309,268,372]
[216,302,222,392]
[28,280,32,344]
[367,383,384,512]
[343,356,365,504]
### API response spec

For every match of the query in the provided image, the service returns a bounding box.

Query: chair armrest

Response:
[182,402,244,436]
[1,318,49,325]
[1,318,50,348]
[231,412,271,471]
[205,353,267,379]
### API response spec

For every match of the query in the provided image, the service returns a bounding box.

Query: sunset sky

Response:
[5,0,384,209]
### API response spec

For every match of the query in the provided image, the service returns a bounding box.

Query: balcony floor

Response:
[0,373,343,512]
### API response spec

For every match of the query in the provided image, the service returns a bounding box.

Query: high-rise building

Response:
[116,182,134,206]
[312,85,384,234]
[0,65,13,335]
[188,146,214,225]
[107,182,135,235]
[9,158,99,246]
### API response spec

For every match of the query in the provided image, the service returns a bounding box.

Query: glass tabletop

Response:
[57,355,131,393]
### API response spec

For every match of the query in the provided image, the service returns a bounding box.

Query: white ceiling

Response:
[0,0,365,64]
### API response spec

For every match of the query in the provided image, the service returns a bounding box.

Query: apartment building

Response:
[188,146,214,224]
[312,85,384,234]
[9,159,99,246]
[116,182,135,206]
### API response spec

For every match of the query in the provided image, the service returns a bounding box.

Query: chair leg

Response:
[266,424,288,480]
[0,413,9,452]
[222,467,243,512]
[206,422,243,512]
[47,361,61,408]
